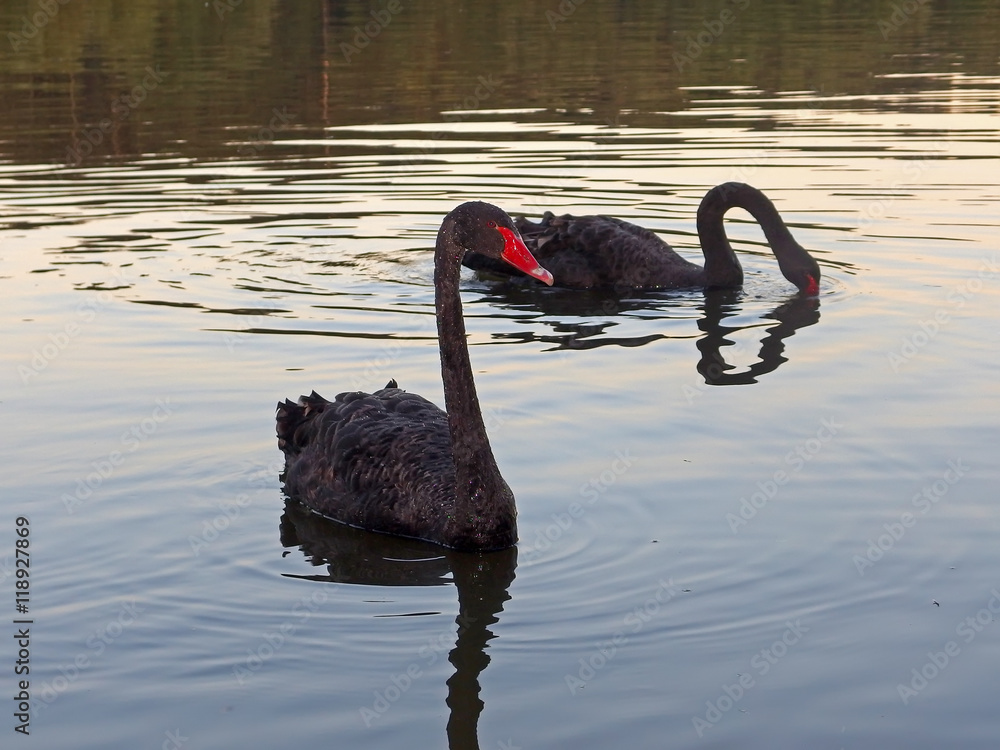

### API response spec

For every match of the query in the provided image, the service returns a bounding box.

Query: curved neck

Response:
[434,219,515,549]
[696,182,810,288]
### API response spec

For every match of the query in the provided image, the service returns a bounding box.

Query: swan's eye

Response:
[487,221,497,228]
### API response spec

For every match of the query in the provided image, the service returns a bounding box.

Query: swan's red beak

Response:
[803,275,820,297]
[497,227,555,286]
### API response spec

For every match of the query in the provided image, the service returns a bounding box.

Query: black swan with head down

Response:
[276,202,554,552]
[462,182,821,295]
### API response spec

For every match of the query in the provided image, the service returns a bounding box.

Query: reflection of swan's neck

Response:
[696,289,821,386]
[434,220,516,549]
[445,548,517,749]
[696,182,810,289]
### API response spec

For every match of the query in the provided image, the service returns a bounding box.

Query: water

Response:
[2,2,1000,748]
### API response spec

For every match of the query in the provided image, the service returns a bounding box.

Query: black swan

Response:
[276,202,554,552]
[462,182,821,295]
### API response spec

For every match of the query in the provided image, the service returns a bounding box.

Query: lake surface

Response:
[2,1,999,748]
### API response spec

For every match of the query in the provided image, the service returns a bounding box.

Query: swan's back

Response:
[277,381,458,540]
[517,212,704,289]
[462,212,704,289]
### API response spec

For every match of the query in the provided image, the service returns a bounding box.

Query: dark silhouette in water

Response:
[694,289,821,386]
[279,499,516,750]
[463,182,821,295]
[277,202,553,552]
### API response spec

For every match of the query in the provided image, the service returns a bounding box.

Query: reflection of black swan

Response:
[463,182,821,294]
[276,202,553,552]
[278,499,517,749]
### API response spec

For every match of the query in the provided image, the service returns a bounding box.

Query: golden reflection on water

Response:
[2,0,1000,164]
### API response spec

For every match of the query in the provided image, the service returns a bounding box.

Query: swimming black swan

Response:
[276,202,554,552]
[462,182,821,295]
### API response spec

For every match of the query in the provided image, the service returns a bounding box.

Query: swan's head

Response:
[781,252,821,296]
[451,201,554,286]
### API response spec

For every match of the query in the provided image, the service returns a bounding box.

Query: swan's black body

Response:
[463,182,821,294]
[277,202,553,552]
[277,384,485,545]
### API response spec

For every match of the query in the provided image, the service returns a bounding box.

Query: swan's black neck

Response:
[696,182,812,289]
[435,216,517,551]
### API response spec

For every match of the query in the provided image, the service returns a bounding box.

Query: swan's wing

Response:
[527,214,705,289]
[276,385,455,536]
[464,212,706,289]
